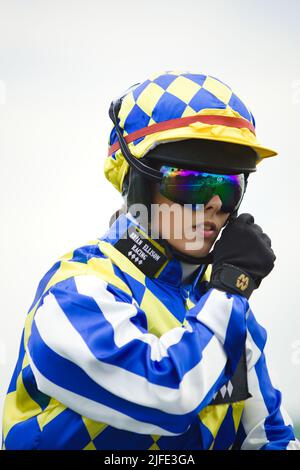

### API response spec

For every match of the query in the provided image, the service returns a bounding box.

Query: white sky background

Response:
[0,0,300,435]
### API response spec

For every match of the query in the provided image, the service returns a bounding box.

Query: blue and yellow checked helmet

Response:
[105,71,277,194]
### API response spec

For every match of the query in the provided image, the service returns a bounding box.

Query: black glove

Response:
[208,213,276,299]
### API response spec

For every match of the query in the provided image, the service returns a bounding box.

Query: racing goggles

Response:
[158,165,246,213]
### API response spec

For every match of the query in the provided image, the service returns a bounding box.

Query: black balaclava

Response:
[122,139,256,265]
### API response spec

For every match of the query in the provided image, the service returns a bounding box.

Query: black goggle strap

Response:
[224,173,248,220]
[220,173,246,214]
[108,96,163,183]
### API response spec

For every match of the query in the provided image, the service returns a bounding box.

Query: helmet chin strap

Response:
[226,209,238,222]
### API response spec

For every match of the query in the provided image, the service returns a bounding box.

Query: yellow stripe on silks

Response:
[12,246,135,439]
[24,307,42,355]
[23,259,89,349]
[23,240,212,357]
[183,264,212,311]
[83,441,97,450]
[149,442,160,450]
[202,264,212,282]
[52,241,130,294]
[153,259,169,279]
[22,351,30,369]
[47,260,90,287]
[81,416,108,441]
[134,226,167,256]
[140,288,182,337]
[133,263,210,336]
[37,398,67,431]
[24,254,132,349]
[231,401,245,432]
[98,240,146,287]
[86,256,132,295]
[149,433,161,451]
[2,371,42,439]
[199,403,230,441]
[58,249,74,261]
[186,298,196,310]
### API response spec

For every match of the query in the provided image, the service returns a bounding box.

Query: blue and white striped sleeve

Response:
[234,309,300,450]
[27,275,248,436]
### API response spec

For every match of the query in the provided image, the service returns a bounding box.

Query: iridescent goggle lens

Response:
[159,165,245,213]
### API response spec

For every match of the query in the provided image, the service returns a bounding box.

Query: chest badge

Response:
[113,224,169,278]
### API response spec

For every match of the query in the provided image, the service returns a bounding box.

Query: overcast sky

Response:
[0,0,300,434]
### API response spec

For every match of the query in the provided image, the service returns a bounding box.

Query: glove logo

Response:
[236,273,249,291]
